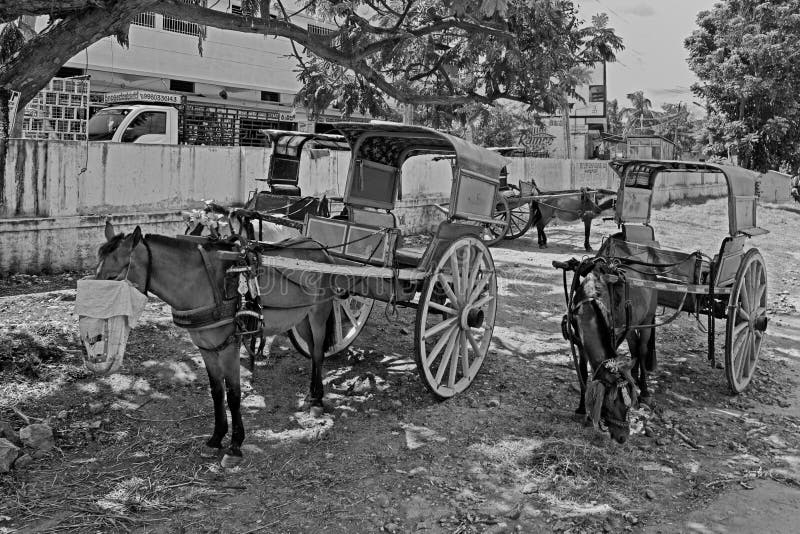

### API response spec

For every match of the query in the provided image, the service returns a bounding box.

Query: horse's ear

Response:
[104,219,116,241]
[131,226,143,246]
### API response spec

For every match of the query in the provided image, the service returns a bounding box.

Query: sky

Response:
[579,0,720,111]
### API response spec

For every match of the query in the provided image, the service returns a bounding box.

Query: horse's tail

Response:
[530,201,542,225]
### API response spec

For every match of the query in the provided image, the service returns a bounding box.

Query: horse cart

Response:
[486,147,617,244]
[243,129,350,228]
[559,159,769,394]
[236,122,507,398]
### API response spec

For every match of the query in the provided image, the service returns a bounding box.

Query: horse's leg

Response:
[627,330,653,406]
[538,209,553,248]
[295,317,325,417]
[306,304,333,418]
[200,350,228,457]
[575,351,589,416]
[582,213,594,251]
[638,328,657,404]
[219,343,245,468]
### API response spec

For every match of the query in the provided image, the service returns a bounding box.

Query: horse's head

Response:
[96,221,149,294]
[77,222,150,375]
[571,261,639,443]
[584,358,638,443]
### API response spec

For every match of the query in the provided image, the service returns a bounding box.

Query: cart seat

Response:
[269,184,302,196]
[395,248,423,268]
[598,235,702,285]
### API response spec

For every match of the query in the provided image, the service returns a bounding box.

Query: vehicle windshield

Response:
[87,108,131,141]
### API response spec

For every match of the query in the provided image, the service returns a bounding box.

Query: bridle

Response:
[99,235,153,296]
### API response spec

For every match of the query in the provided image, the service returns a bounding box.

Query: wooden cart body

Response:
[258,122,508,398]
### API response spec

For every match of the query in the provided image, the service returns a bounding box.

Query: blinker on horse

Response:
[96,221,337,467]
[556,256,657,444]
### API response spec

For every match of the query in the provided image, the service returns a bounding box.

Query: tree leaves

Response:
[686,0,800,171]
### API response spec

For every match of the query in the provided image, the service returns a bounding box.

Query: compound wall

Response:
[0,140,738,273]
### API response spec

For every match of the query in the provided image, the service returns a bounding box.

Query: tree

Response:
[0,0,623,136]
[685,0,800,171]
[653,102,703,157]
[620,90,657,135]
[606,98,623,135]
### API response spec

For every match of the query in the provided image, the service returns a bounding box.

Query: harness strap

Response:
[192,331,239,352]
[171,244,239,329]
[172,298,239,329]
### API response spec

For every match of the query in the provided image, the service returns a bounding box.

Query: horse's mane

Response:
[146,233,239,251]
[99,232,239,260]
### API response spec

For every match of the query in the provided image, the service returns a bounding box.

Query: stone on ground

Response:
[19,424,55,452]
[0,438,20,473]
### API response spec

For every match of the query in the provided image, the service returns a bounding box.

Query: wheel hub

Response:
[753,315,768,332]
[461,306,485,329]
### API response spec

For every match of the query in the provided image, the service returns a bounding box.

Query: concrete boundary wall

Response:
[1,140,738,273]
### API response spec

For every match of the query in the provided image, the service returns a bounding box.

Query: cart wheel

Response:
[503,184,533,240]
[414,237,497,399]
[289,295,375,359]
[724,249,768,393]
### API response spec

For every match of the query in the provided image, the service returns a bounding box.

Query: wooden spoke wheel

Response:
[503,185,534,240]
[414,237,497,399]
[724,249,768,393]
[289,295,375,359]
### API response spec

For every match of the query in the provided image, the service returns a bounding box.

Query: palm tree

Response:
[621,91,656,135]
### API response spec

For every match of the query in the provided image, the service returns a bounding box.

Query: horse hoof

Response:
[221,453,243,469]
[309,405,325,418]
[200,445,221,458]
[585,246,593,252]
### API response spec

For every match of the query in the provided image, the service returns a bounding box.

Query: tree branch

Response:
[0,0,106,23]
[0,1,154,107]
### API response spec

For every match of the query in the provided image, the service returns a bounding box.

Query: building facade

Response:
[30,2,361,144]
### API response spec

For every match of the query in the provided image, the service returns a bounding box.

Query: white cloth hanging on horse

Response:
[76,278,148,375]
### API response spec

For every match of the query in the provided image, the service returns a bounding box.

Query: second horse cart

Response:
[559,159,769,393]
[242,122,508,398]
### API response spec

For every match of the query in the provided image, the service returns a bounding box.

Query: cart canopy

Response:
[329,122,508,182]
[609,159,767,237]
[262,130,351,158]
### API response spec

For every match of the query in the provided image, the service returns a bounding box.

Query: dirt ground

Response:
[2,197,800,534]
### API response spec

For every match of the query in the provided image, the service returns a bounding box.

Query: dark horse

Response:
[557,256,657,443]
[96,222,337,467]
[530,186,616,251]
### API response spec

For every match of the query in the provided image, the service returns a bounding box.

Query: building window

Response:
[261,91,280,103]
[231,3,242,15]
[308,24,334,36]
[132,12,156,28]
[163,15,201,36]
[170,79,195,93]
[120,111,168,142]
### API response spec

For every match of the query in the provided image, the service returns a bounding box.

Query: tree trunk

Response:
[562,99,571,160]
[0,1,154,108]
[0,88,9,141]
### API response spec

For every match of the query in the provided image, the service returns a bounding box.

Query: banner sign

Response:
[104,90,183,105]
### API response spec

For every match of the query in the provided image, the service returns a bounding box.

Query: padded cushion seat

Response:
[394,248,423,268]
